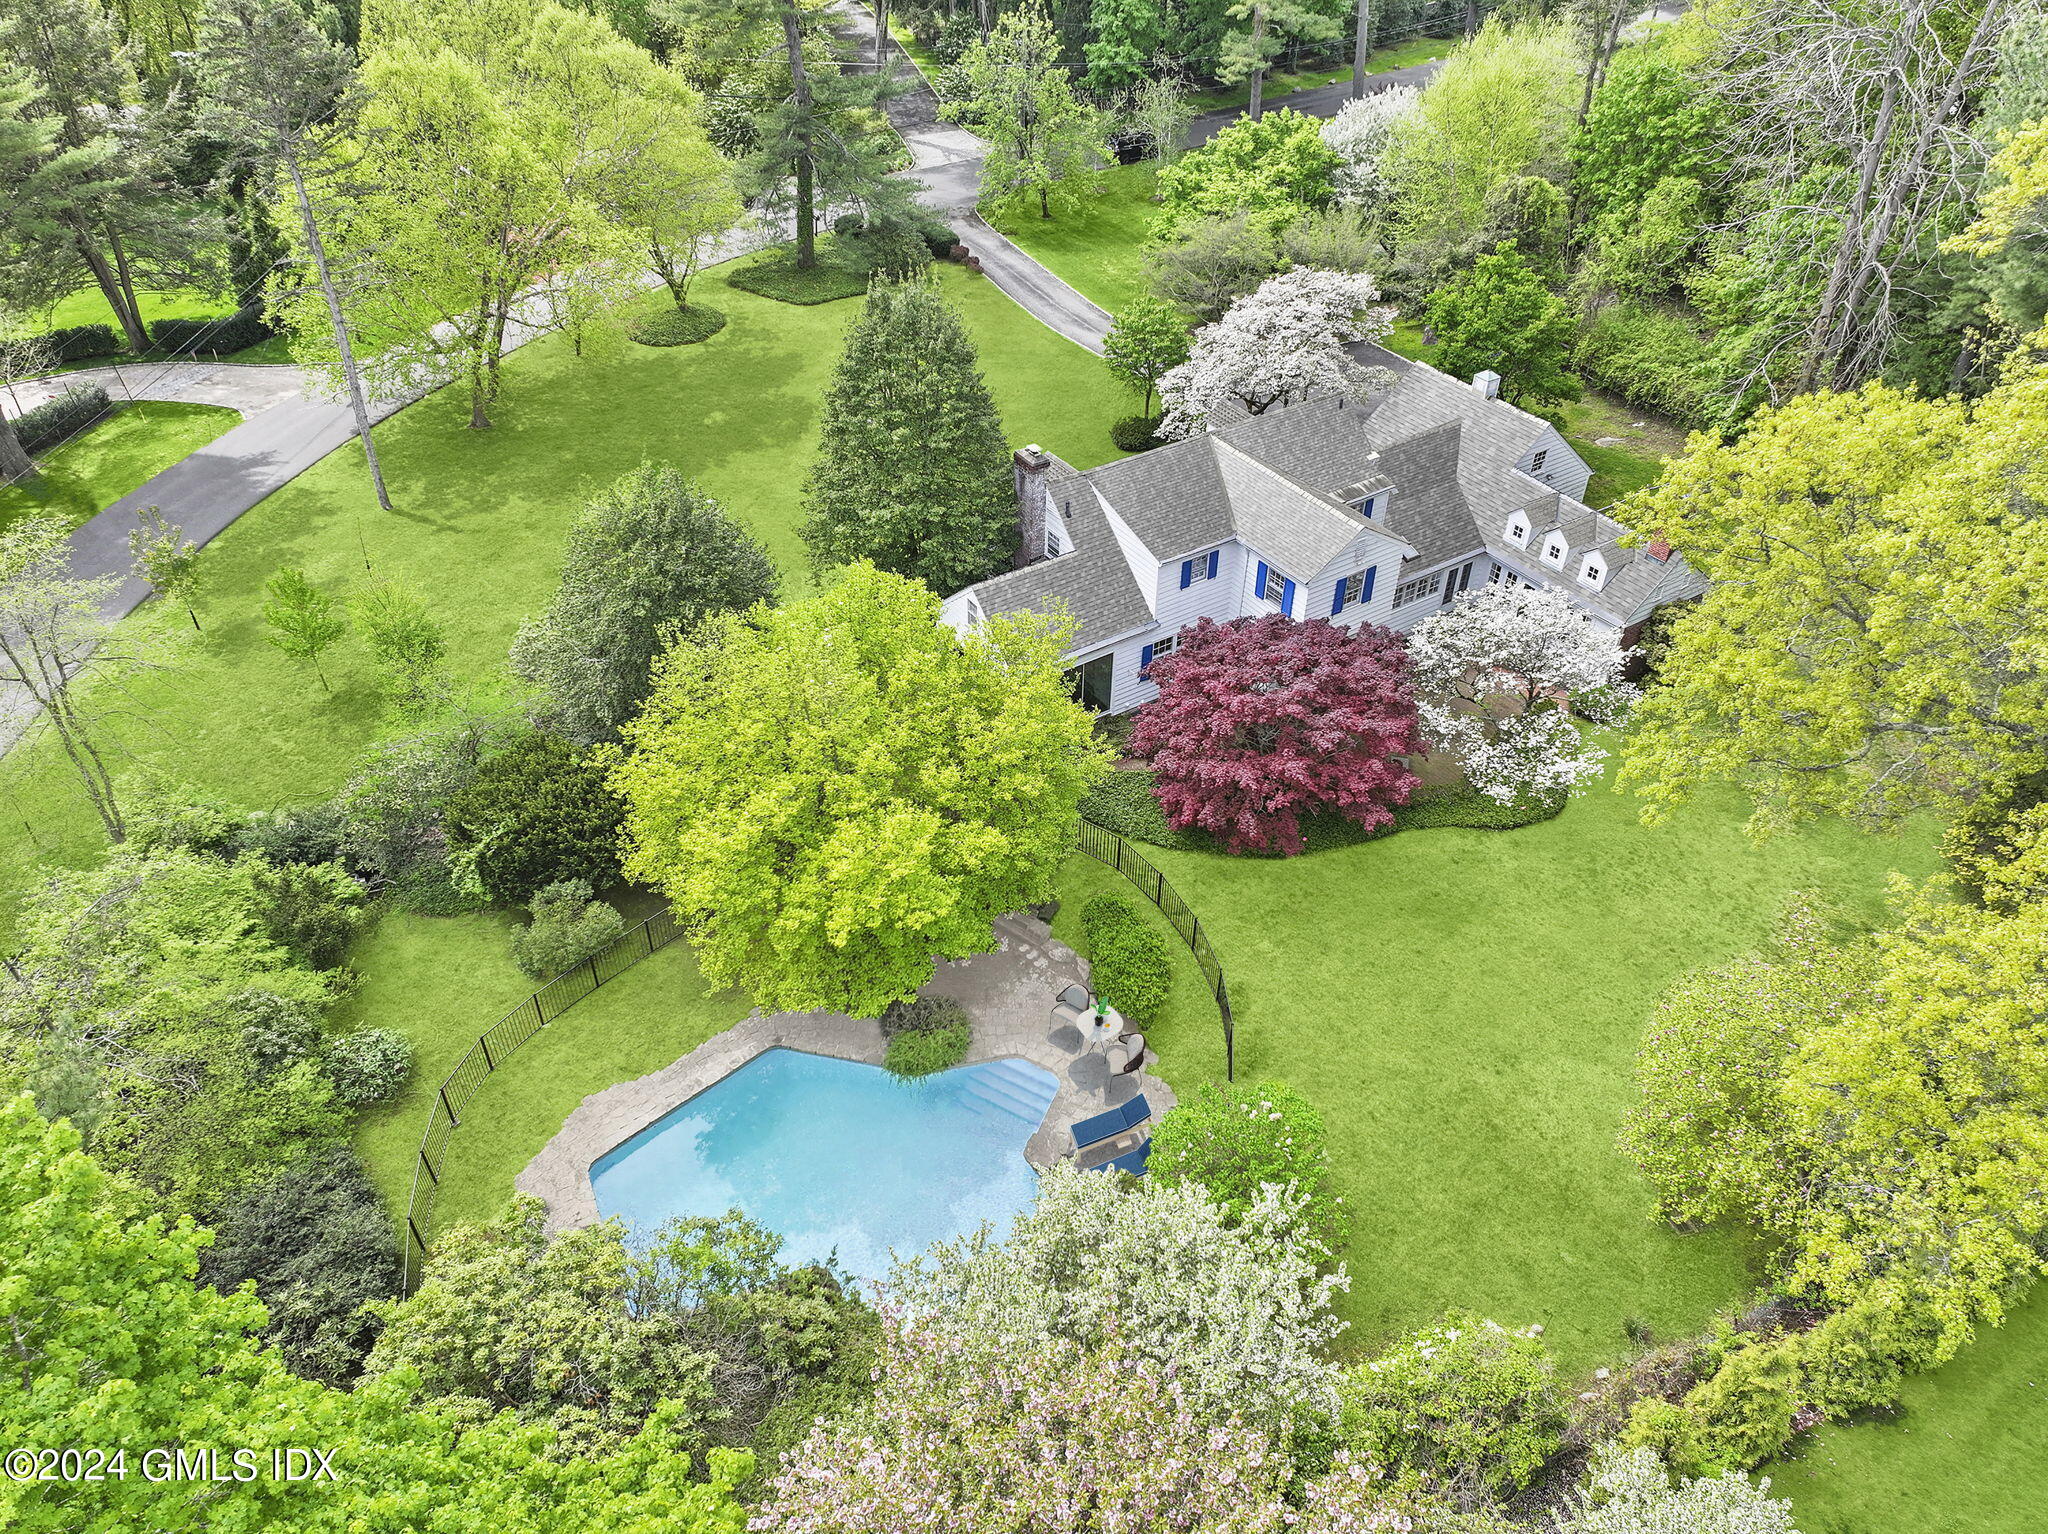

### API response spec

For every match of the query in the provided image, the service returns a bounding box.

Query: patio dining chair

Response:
[1050,983,1092,1029]
[1106,1031,1146,1076]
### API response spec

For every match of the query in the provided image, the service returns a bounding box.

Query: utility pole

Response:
[287,159,392,513]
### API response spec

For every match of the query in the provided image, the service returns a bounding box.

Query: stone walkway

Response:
[515,913,1175,1235]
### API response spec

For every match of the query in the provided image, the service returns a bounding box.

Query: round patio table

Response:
[1081,1005,1125,1053]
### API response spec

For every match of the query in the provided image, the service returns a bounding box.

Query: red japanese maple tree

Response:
[1129,614,1422,855]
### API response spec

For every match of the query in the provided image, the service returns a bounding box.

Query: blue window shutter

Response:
[1330,580,1346,616]
[1281,578,1296,615]
[1179,559,1193,589]
[1140,643,1154,670]
[1362,566,1377,603]
[1254,562,1269,599]
[1207,549,1219,580]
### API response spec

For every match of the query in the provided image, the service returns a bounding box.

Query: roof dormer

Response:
[1505,511,1530,548]
[1578,552,1606,589]
[1540,532,1567,569]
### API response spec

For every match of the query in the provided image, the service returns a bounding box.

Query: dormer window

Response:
[1351,493,1378,519]
[1530,449,1548,473]
[1541,534,1567,568]
[1506,513,1530,548]
[1578,553,1606,589]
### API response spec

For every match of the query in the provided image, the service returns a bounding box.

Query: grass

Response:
[1063,767,1940,1374]
[37,285,233,332]
[631,304,728,345]
[726,254,872,305]
[1778,1289,2048,1534]
[991,162,1163,318]
[0,401,241,533]
[1185,37,1452,113]
[344,909,749,1230]
[0,258,1130,938]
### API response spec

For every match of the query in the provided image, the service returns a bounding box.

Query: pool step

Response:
[958,1060,1058,1126]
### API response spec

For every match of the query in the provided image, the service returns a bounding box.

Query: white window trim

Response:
[1506,514,1530,548]
[1578,554,1606,588]
[1393,571,1443,607]
[1541,535,1567,569]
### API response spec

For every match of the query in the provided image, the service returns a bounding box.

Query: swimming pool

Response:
[588,1047,1059,1281]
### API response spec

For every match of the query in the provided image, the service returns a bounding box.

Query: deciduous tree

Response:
[1130,613,1421,854]
[510,463,776,745]
[1321,84,1419,216]
[126,504,202,629]
[1155,107,1341,237]
[1425,240,1581,407]
[610,564,1109,1017]
[1405,583,1635,805]
[1616,368,2048,833]
[948,0,1101,218]
[261,564,346,690]
[800,275,1018,591]
[1218,0,1340,122]
[1157,266,1393,435]
[1103,295,1192,414]
[1141,211,1279,323]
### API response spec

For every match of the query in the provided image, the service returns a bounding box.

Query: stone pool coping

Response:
[515,914,1177,1234]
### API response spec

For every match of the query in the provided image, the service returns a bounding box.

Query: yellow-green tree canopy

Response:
[0,1095,752,1532]
[1617,362,2048,834]
[609,564,1110,1017]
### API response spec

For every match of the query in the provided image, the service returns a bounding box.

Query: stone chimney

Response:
[1014,443,1049,569]
[1471,369,1502,399]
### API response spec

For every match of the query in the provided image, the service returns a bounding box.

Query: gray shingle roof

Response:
[1210,440,1372,579]
[962,477,1154,652]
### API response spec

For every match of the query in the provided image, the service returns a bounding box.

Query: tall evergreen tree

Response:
[801,275,1017,592]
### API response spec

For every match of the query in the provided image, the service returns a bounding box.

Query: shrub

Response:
[197,1147,400,1385]
[1149,1079,1346,1254]
[1339,1312,1566,1503]
[1110,413,1165,452]
[1573,301,1716,427]
[149,306,275,357]
[511,878,626,979]
[38,323,121,362]
[878,995,972,1039]
[14,385,113,454]
[1079,893,1173,1025]
[441,730,625,904]
[233,988,326,1075]
[919,219,961,258]
[1078,771,1194,848]
[246,855,365,970]
[323,1027,413,1108]
[727,253,869,304]
[885,1022,970,1077]
[630,304,727,345]
[233,803,349,867]
[1942,764,2048,906]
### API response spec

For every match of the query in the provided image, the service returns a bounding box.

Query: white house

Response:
[940,347,1707,714]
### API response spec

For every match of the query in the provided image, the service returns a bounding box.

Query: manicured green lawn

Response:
[1186,37,1452,112]
[0,259,1128,932]
[1777,1290,2048,1534]
[37,285,232,331]
[0,401,240,532]
[345,909,749,1233]
[1070,770,1939,1374]
[992,162,1162,319]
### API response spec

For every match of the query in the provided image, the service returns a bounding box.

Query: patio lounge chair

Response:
[1069,1093,1151,1155]
[1106,1032,1146,1075]
[1086,1138,1150,1176]
[1050,983,1092,1029]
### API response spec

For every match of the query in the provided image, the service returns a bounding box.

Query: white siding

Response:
[1516,426,1592,502]
[1300,524,1412,630]
[1152,540,1252,635]
[1096,489,1161,619]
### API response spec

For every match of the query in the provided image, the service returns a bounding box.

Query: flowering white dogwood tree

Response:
[1405,583,1640,803]
[1157,267,1395,437]
[1321,86,1421,213]
[1559,1445,1798,1534]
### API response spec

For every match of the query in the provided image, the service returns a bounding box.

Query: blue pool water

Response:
[589,1048,1059,1281]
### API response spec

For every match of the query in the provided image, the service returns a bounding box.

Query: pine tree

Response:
[800,275,1017,592]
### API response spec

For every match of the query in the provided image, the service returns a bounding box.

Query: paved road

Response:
[5,359,305,417]
[839,0,1446,351]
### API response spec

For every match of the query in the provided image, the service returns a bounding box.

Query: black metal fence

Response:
[401,906,682,1291]
[1075,817,1235,1081]
[398,824,1237,1289]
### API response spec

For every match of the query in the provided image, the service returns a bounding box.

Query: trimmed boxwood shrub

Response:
[726,255,869,305]
[1085,770,1564,856]
[14,385,113,454]
[1079,892,1173,1026]
[631,304,728,346]
[39,323,122,363]
[442,730,626,904]
[150,306,275,357]
[1111,414,1166,453]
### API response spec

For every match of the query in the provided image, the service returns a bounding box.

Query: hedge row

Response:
[150,306,274,357]
[37,323,123,363]
[1078,770,1564,858]
[1078,893,1174,1027]
[13,385,114,455]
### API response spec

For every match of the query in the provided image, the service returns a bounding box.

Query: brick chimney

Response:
[1471,369,1502,399]
[1014,443,1049,569]
[1646,535,1672,562]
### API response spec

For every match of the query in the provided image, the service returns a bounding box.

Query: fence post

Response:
[418,1150,439,1186]
[438,1084,459,1127]
[481,1033,495,1071]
